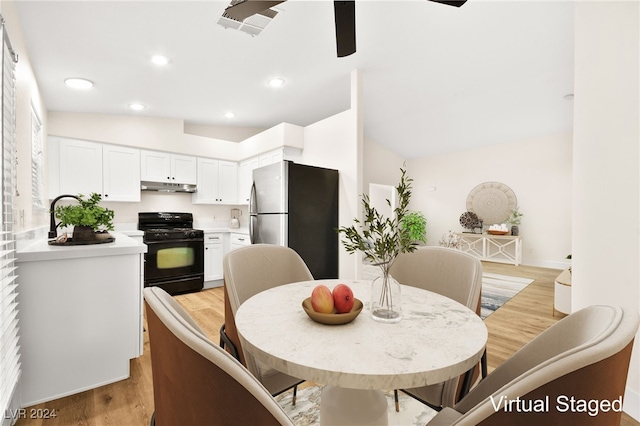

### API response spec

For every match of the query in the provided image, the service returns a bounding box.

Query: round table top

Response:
[235,279,487,390]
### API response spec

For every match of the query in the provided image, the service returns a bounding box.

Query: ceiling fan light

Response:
[64,78,93,90]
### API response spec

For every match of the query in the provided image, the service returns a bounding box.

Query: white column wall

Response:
[573,2,640,420]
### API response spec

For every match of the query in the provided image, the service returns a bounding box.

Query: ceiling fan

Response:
[222,0,468,57]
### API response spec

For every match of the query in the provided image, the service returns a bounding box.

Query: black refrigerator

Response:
[249,161,339,279]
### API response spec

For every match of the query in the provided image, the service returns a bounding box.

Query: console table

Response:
[455,233,522,266]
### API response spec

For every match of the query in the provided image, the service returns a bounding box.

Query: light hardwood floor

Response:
[15,262,639,426]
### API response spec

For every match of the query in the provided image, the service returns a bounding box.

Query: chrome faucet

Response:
[48,194,80,239]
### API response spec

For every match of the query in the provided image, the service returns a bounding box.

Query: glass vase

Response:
[370,269,402,323]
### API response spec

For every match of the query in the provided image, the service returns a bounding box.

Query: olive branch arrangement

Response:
[338,167,418,268]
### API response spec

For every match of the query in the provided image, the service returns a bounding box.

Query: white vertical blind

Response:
[31,106,44,209]
[0,16,20,418]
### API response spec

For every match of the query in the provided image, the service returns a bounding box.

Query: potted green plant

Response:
[338,167,417,323]
[401,211,427,244]
[506,206,523,236]
[53,193,115,243]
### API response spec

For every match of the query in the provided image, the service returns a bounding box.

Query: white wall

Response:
[573,2,640,420]
[48,112,242,160]
[301,70,363,279]
[407,133,572,267]
[363,136,407,190]
[1,0,49,232]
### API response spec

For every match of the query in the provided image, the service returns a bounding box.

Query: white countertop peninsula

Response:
[17,231,146,262]
[16,232,147,406]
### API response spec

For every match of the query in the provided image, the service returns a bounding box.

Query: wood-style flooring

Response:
[15,262,640,426]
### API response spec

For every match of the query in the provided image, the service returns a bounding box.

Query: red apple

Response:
[311,285,334,314]
[332,284,354,313]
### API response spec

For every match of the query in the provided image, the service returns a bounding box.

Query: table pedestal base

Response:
[320,386,388,425]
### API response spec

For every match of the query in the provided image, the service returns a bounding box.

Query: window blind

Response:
[0,16,20,419]
[31,106,44,209]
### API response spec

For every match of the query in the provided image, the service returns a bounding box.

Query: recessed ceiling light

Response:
[128,103,147,111]
[268,77,285,88]
[64,78,93,90]
[224,112,235,118]
[151,55,170,66]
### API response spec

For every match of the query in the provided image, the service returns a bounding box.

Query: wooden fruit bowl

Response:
[487,230,510,235]
[302,298,363,325]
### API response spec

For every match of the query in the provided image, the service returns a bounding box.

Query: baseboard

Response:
[625,385,640,422]
[519,259,571,270]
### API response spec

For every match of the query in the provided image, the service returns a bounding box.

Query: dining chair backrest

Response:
[390,246,483,313]
[389,246,483,409]
[143,286,294,426]
[222,244,312,396]
[429,305,640,425]
[225,244,314,316]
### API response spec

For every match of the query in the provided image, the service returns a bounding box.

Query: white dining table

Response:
[235,279,487,425]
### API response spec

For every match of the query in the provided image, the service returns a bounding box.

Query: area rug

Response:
[481,273,534,319]
[275,385,437,426]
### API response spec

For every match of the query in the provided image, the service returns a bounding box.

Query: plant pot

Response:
[72,225,99,242]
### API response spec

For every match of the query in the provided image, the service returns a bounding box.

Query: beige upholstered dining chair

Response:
[389,246,484,411]
[220,244,313,402]
[143,286,295,426]
[428,305,640,425]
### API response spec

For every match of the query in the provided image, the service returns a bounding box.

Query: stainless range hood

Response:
[141,181,197,193]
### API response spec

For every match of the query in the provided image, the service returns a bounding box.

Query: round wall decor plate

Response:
[466,182,517,225]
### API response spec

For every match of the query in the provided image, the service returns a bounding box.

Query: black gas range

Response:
[138,212,204,295]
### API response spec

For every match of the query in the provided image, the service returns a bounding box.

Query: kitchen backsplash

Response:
[101,192,249,228]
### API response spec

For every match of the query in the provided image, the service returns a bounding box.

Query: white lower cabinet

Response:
[230,232,250,251]
[204,232,224,285]
[15,242,144,406]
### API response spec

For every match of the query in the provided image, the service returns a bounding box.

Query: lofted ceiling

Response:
[13,0,574,159]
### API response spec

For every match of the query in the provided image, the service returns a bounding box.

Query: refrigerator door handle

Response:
[249,182,257,215]
[249,182,257,244]
[249,214,256,244]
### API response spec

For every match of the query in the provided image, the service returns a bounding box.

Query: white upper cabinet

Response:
[238,157,259,204]
[192,158,238,205]
[140,150,196,185]
[57,138,103,197]
[49,137,140,202]
[236,147,302,205]
[102,145,141,202]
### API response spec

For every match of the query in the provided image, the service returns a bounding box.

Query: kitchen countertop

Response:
[16,231,147,263]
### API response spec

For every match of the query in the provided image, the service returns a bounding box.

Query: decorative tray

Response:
[302,297,363,325]
[48,237,115,246]
[487,230,509,235]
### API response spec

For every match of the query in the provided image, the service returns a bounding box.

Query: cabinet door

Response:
[103,145,140,202]
[192,158,220,204]
[58,138,103,196]
[238,157,259,204]
[140,150,171,182]
[171,154,197,185]
[204,234,224,281]
[218,160,238,204]
[258,149,283,167]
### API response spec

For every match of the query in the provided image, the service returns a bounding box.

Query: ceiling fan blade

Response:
[427,0,468,7]
[334,1,356,57]
[223,0,286,22]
